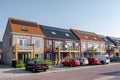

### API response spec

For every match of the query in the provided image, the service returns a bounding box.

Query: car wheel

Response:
[70,64,74,67]
[32,68,36,72]
[25,67,28,71]
[43,69,46,71]
[101,61,105,64]
[63,64,65,66]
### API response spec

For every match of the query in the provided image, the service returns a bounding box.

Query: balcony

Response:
[54,47,79,53]
[13,45,34,52]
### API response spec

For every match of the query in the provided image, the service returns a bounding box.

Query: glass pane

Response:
[24,39,29,46]
[19,40,23,45]
[35,40,39,47]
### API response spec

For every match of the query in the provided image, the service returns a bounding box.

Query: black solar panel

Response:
[77,31,96,36]
[40,25,71,33]
[11,20,37,27]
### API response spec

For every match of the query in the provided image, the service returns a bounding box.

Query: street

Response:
[0,63,120,80]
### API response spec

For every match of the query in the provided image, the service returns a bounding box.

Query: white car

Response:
[77,57,89,66]
[96,55,110,64]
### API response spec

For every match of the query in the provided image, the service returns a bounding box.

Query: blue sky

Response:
[0,0,120,41]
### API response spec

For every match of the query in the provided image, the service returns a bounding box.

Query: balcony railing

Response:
[13,45,34,52]
[18,45,34,50]
[54,47,79,52]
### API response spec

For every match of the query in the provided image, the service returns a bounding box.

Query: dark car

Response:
[25,60,49,72]
[110,56,120,62]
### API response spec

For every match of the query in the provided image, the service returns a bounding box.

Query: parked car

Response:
[62,59,80,67]
[88,58,100,65]
[25,60,49,72]
[76,57,89,66]
[110,56,120,62]
[96,55,110,64]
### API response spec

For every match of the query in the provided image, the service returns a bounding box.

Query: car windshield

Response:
[83,58,87,60]
[35,61,46,64]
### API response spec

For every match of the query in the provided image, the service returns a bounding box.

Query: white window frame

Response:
[47,40,52,48]
[47,53,52,61]
[34,40,39,47]
[55,41,63,49]
[17,39,29,46]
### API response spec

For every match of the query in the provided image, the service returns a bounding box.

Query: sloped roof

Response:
[98,35,113,44]
[39,25,79,41]
[106,36,120,46]
[71,29,103,41]
[9,18,43,35]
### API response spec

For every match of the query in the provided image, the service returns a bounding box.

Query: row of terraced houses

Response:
[1,18,120,66]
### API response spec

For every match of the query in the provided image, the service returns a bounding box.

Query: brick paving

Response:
[0,63,120,80]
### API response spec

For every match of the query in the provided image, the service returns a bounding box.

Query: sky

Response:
[0,0,120,41]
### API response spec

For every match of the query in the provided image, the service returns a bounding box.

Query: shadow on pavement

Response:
[0,64,13,69]
[2,68,32,74]
[101,71,120,76]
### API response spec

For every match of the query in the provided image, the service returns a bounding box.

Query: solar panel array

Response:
[77,31,96,36]
[11,20,37,27]
[40,25,71,33]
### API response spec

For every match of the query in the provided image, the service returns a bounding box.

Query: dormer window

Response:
[94,37,97,40]
[51,31,56,35]
[21,27,28,31]
[85,36,88,39]
[65,33,70,37]
[104,38,108,41]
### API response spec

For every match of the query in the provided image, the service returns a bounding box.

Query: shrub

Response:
[16,60,25,68]
[34,56,39,60]
[27,57,32,62]
[44,59,53,66]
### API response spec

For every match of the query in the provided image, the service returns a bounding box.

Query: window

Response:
[47,53,52,61]
[75,43,79,48]
[51,31,56,35]
[94,37,97,40]
[47,40,52,48]
[55,41,63,49]
[85,36,88,39]
[21,27,28,31]
[18,39,29,46]
[88,43,93,49]
[66,42,73,47]
[34,40,39,47]
[65,33,70,37]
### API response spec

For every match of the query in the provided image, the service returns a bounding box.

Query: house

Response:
[98,35,114,57]
[2,18,45,66]
[71,29,106,58]
[0,41,2,63]
[106,36,120,57]
[39,25,80,64]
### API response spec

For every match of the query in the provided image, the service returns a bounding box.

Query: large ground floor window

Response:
[46,53,52,61]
